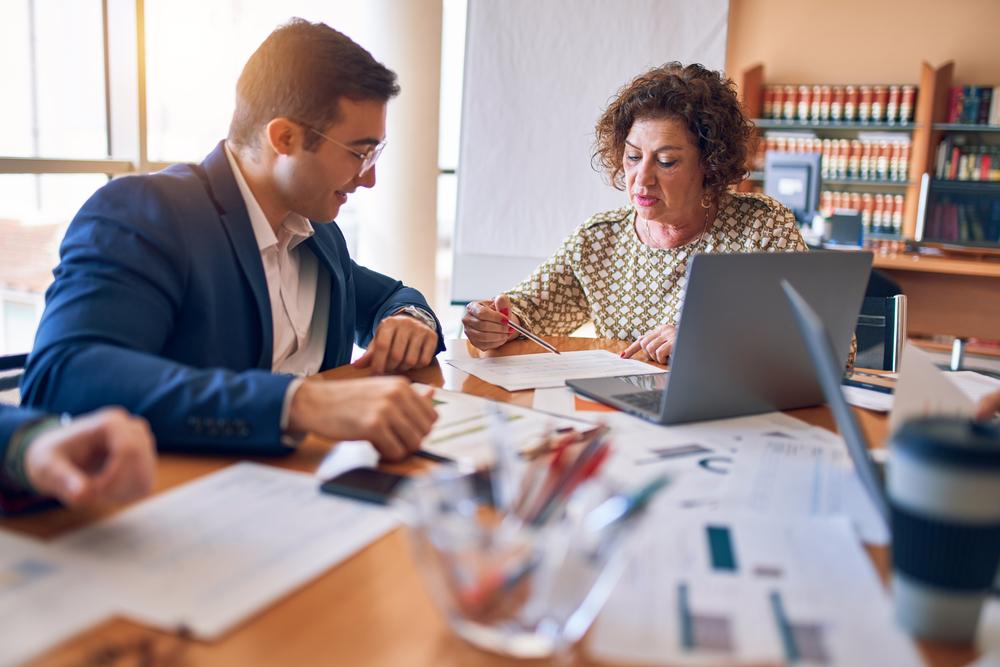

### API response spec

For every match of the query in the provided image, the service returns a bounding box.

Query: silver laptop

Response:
[566,251,872,424]
[781,279,889,521]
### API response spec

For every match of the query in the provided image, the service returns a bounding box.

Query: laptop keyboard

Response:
[612,390,664,413]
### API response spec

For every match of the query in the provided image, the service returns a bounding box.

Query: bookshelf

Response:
[739,62,952,240]
[920,71,1000,250]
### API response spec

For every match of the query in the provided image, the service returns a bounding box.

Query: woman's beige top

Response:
[507,191,808,340]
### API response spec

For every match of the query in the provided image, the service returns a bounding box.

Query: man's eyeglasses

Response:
[306,126,385,176]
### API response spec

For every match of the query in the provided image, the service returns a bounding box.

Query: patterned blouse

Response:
[507,191,808,340]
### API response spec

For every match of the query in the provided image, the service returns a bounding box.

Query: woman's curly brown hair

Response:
[593,62,755,202]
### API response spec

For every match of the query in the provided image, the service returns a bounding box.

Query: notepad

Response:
[446,349,662,391]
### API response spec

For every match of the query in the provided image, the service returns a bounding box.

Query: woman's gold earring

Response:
[701,193,712,209]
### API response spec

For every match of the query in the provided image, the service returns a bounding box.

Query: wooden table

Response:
[10,337,978,667]
[872,252,1000,340]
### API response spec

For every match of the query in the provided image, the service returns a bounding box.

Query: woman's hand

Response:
[621,324,677,364]
[462,294,518,351]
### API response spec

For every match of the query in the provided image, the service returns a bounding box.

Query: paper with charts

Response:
[446,349,662,391]
[0,530,118,666]
[719,427,889,545]
[48,462,398,639]
[589,512,921,667]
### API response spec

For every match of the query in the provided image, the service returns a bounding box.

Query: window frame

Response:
[0,0,173,178]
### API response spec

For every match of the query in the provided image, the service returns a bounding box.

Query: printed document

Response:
[590,512,920,666]
[720,429,889,545]
[0,530,115,667]
[446,349,662,391]
[50,462,397,639]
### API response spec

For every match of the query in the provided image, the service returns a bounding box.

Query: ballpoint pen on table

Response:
[842,377,894,395]
[505,318,561,355]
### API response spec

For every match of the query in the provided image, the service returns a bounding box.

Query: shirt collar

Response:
[223,143,315,252]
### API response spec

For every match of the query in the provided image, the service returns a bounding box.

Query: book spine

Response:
[962,86,979,123]
[978,87,993,125]
[935,137,948,179]
[947,87,963,123]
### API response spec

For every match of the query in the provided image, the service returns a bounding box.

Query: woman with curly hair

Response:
[463,62,807,363]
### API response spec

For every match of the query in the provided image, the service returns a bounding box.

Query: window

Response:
[1,1,468,353]
[0,1,107,159]
[2,300,40,355]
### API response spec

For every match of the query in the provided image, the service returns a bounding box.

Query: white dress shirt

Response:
[223,144,436,440]
[224,144,330,377]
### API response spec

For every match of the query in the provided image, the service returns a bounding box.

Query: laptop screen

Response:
[781,280,890,522]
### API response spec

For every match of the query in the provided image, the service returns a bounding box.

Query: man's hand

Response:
[354,315,438,375]
[462,294,518,351]
[288,377,437,461]
[975,389,1000,420]
[23,407,156,508]
[621,324,678,365]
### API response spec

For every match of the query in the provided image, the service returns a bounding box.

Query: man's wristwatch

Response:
[393,305,437,332]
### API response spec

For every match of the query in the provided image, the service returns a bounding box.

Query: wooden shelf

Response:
[753,119,917,132]
[928,179,1000,194]
[746,172,910,187]
[872,252,1000,277]
[824,178,910,187]
[933,123,1000,133]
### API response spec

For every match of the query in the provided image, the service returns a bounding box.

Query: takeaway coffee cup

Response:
[888,416,1000,642]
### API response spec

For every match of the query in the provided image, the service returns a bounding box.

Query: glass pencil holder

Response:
[394,466,646,660]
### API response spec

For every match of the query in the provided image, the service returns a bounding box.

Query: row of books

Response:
[756,136,912,182]
[821,190,905,235]
[761,84,916,124]
[934,138,1000,181]
[923,199,1000,244]
[945,86,1000,125]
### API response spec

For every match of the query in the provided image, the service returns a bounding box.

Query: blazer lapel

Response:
[200,142,274,368]
[305,231,349,368]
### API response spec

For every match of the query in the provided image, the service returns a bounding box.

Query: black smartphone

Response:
[319,468,407,506]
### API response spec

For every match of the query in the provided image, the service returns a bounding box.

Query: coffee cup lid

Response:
[892,417,1000,470]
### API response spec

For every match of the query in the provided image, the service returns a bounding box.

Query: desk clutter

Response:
[396,420,669,658]
[317,387,928,665]
[5,372,998,666]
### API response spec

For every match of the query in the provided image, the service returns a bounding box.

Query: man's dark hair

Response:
[228,18,400,151]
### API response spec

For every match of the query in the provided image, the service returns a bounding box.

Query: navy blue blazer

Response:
[21,142,443,454]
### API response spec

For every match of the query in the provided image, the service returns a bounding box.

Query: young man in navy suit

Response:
[23,19,441,460]
[0,405,154,513]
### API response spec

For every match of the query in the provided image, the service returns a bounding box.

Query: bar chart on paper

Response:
[770,590,831,664]
[677,582,735,655]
